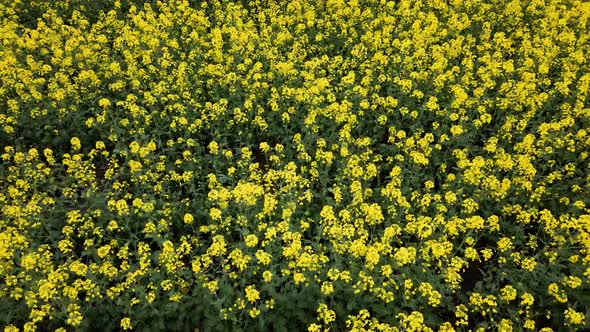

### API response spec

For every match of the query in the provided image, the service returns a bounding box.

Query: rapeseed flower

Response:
[1,0,589,330]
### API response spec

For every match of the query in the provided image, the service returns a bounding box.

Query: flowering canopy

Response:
[1,0,589,331]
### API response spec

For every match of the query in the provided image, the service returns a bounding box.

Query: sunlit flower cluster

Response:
[1,0,589,331]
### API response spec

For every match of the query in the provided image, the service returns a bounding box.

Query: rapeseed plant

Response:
[0,0,589,331]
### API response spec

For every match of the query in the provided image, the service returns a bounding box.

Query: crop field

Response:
[1,0,589,331]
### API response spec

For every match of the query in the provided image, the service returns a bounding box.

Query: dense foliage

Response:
[1,0,589,331]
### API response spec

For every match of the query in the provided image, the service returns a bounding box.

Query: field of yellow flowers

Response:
[1,0,589,331]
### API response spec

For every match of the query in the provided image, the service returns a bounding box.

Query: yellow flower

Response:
[245,234,258,247]
[70,261,88,276]
[523,319,535,330]
[365,246,380,267]
[183,213,194,224]
[450,125,464,136]
[418,282,441,306]
[520,292,534,306]
[208,141,219,154]
[308,323,321,332]
[548,283,568,303]
[115,199,129,216]
[66,304,83,327]
[249,308,261,318]
[381,265,393,277]
[129,160,142,172]
[498,319,513,332]
[497,237,513,252]
[398,311,426,331]
[70,137,81,151]
[500,285,517,302]
[210,208,222,221]
[393,247,417,266]
[232,181,264,206]
[255,250,272,265]
[129,141,140,154]
[317,303,336,324]
[97,245,111,259]
[4,325,19,332]
[99,98,111,107]
[245,285,260,303]
[293,272,306,285]
[564,308,585,326]
[259,142,270,152]
[205,280,218,293]
[321,281,334,295]
[562,275,582,289]
[120,317,132,330]
[20,253,36,271]
[464,247,479,261]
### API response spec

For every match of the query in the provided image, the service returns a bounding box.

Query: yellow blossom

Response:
[120,317,132,330]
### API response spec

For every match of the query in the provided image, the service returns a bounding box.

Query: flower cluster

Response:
[1,0,589,331]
